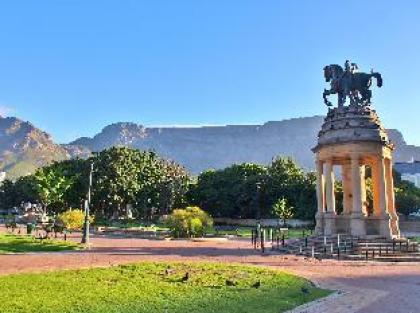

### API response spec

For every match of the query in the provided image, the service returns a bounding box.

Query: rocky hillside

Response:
[1,115,419,179]
[69,117,420,174]
[0,116,68,179]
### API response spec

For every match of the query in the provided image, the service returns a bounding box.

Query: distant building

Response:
[394,161,420,188]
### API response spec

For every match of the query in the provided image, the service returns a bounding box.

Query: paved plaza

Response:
[0,233,419,313]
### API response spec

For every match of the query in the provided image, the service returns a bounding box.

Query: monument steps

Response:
[273,235,420,262]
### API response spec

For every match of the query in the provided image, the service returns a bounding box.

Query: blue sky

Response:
[0,1,419,144]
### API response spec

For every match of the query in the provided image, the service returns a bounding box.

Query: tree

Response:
[92,147,190,219]
[272,198,294,226]
[189,158,317,220]
[32,165,75,213]
[188,163,268,218]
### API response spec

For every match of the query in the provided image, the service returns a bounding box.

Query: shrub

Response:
[166,206,213,238]
[57,209,93,231]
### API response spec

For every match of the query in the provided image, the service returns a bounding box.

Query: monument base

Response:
[315,213,400,239]
[350,213,367,237]
[323,212,336,236]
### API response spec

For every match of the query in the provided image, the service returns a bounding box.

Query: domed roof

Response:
[313,104,391,151]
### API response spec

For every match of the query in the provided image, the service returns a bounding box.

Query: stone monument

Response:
[314,60,400,239]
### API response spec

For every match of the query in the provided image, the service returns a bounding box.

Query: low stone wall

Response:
[213,218,313,228]
[400,221,420,233]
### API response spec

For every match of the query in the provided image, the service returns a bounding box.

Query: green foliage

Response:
[0,262,330,313]
[189,157,317,220]
[57,209,89,230]
[0,148,190,219]
[272,198,294,226]
[92,147,190,219]
[166,206,213,237]
[0,234,79,253]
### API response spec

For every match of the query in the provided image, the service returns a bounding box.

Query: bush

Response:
[166,206,213,238]
[57,209,93,231]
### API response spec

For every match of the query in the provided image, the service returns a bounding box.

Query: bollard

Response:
[260,230,265,253]
[282,233,285,246]
[305,236,308,247]
[323,246,327,254]
[393,240,396,252]
[337,234,340,248]
[330,242,334,254]
[299,245,303,254]
[337,247,340,260]
[311,246,315,258]
[365,250,368,260]
[379,245,382,256]
[344,243,347,253]
[324,236,327,246]
[372,249,375,259]
[270,228,273,244]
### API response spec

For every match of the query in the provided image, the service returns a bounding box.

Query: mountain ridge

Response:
[0,115,419,179]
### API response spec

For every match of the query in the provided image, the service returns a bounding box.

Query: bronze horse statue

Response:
[323,61,382,107]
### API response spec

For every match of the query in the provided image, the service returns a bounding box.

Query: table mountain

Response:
[1,115,419,179]
[68,117,420,174]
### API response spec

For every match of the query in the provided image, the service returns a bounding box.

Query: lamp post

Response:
[256,182,261,220]
[81,162,93,245]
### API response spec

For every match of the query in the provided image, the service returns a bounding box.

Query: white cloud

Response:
[0,105,15,116]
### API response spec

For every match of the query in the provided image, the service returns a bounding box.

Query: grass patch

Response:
[0,262,330,313]
[408,236,420,243]
[0,234,80,254]
[209,227,313,239]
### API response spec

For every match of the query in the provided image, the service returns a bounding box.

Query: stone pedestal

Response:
[378,216,392,238]
[350,213,366,237]
[323,212,336,236]
[313,105,400,239]
[315,212,324,235]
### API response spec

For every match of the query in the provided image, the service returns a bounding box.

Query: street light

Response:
[81,162,93,245]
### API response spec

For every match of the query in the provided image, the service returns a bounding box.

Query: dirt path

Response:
[1,233,420,313]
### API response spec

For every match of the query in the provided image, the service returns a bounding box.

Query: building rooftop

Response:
[394,161,420,175]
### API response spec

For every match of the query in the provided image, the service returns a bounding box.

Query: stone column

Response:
[324,159,336,235]
[377,157,388,217]
[350,153,366,237]
[377,157,391,238]
[315,159,325,235]
[371,159,380,216]
[342,163,352,215]
[360,165,368,215]
[325,160,335,214]
[385,158,400,237]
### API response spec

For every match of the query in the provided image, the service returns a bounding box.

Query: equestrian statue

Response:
[323,60,382,107]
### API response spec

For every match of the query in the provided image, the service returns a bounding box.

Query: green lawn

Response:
[408,236,420,243]
[0,262,330,313]
[209,226,314,239]
[0,234,80,253]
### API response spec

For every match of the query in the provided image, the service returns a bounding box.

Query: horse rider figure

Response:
[342,60,359,106]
